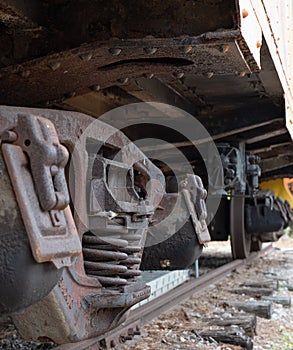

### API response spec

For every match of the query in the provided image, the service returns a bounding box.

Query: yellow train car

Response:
[260,178,293,209]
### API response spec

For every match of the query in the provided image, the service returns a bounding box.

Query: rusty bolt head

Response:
[20,70,31,78]
[109,48,122,56]
[221,44,230,53]
[242,9,249,18]
[143,73,155,79]
[48,62,61,71]
[235,71,246,77]
[118,77,129,85]
[183,46,193,54]
[204,72,214,79]
[79,53,92,61]
[51,165,59,176]
[91,84,101,92]
[173,72,184,79]
[144,47,157,55]
[144,35,155,39]
[160,259,171,268]
[64,92,76,99]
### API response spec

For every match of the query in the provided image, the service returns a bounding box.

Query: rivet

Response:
[256,40,261,48]
[65,92,76,99]
[204,72,214,79]
[109,48,122,56]
[183,46,193,54]
[91,84,101,92]
[79,53,92,61]
[48,62,61,71]
[50,165,59,176]
[173,72,184,79]
[239,71,246,77]
[221,44,230,53]
[117,77,129,85]
[144,47,157,54]
[20,70,31,78]
[242,9,249,18]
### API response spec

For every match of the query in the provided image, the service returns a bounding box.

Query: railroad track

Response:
[56,244,273,350]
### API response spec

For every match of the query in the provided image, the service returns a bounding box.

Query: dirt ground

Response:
[125,235,293,350]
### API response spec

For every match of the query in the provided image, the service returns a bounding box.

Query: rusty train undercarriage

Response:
[0,0,293,344]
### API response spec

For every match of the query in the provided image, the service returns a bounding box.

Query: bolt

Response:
[238,71,246,77]
[20,70,31,78]
[204,72,214,79]
[173,72,184,79]
[109,48,122,56]
[79,53,92,61]
[51,165,59,176]
[183,46,193,54]
[117,77,129,85]
[221,44,230,53]
[65,92,76,99]
[144,47,157,54]
[48,62,61,71]
[91,84,101,92]
[144,35,155,39]
[242,9,249,18]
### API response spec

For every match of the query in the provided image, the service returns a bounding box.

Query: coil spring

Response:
[82,230,142,287]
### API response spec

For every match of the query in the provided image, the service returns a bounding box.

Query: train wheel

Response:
[230,193,251,259]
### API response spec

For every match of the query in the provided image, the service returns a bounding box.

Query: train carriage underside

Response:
[0,0,293,344]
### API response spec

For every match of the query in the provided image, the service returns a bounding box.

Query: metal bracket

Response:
[1,114,82,268]
[180,174,211,244]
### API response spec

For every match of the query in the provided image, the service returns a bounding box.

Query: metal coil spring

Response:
[82,231,142,287]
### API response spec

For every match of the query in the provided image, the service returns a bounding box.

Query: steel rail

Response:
[56,244,273,350]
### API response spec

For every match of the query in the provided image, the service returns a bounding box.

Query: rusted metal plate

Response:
[0,149,64,314]
[1,114,81,268]
[2,143,81,268]
[0,33,258,106]
[0,0,236,67]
